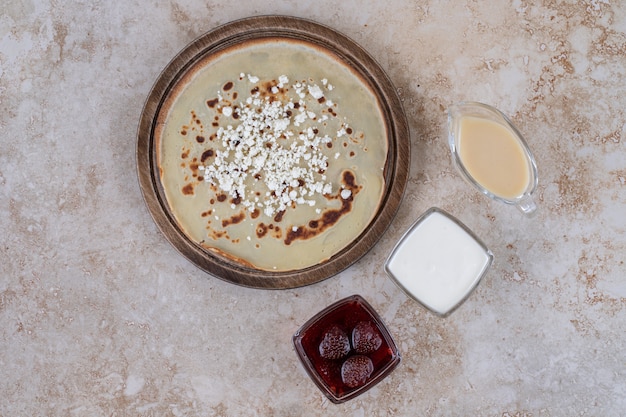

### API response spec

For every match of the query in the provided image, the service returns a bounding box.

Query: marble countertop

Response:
[2,1,625,415]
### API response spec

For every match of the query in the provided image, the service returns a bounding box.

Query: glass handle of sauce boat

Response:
[516,193,537,216]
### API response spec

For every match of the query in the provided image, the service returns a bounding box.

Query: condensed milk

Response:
[457,116,530,200]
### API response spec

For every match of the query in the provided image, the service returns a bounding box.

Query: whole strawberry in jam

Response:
[341,355,374,388]
[319,325,350,360]
[352,321,382,354]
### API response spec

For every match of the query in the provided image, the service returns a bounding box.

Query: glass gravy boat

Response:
[447,102,538,215]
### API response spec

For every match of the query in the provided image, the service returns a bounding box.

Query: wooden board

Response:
[136,15,410,289]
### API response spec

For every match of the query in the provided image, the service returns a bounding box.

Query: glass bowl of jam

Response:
[292,294,401,404]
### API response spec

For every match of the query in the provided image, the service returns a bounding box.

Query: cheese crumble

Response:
[198,75,344,217]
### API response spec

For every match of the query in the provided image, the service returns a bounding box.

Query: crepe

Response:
[155,38,388,271]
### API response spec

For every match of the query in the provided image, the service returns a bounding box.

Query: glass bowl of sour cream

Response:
[384,207,493,317]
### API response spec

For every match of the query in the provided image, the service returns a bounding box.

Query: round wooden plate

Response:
[137,16,410,289]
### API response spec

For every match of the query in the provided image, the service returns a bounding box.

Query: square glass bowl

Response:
[292,295,401,404]
[385,207,493,317]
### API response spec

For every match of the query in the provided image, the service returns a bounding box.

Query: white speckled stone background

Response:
[1,1,625,416]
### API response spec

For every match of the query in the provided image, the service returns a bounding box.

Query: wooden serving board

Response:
[136,15,410,289]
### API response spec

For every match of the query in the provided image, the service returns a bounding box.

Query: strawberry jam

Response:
[293,295,401,404]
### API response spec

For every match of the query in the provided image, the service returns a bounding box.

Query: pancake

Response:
[155,37,388,271]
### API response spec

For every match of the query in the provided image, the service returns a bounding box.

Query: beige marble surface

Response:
[1,1,625,416]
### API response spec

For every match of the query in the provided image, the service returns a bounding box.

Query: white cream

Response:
[385,208,493,316]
